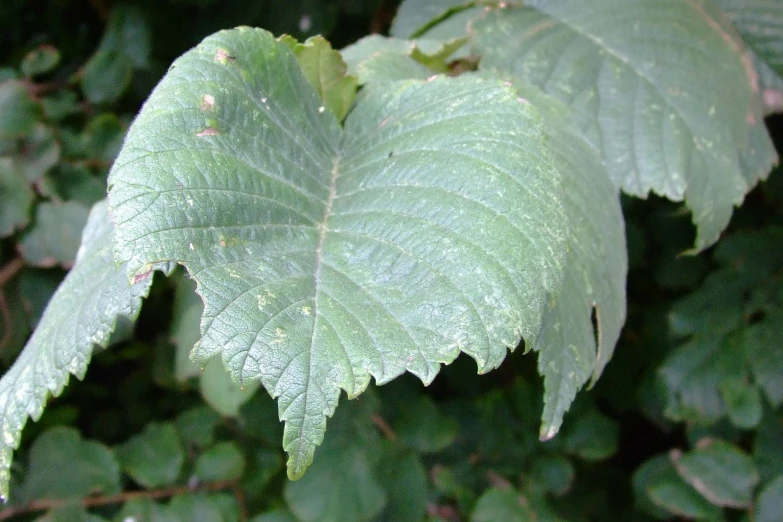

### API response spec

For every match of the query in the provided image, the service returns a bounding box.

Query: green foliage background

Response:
[0,0,782,520]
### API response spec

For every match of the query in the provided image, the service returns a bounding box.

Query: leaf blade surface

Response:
[107,28,567,480]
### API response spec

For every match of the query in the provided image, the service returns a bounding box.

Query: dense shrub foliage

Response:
[0,0,782,520]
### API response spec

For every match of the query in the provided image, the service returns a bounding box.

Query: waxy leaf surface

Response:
[472,0,775,249]
[0,200,158,500]
[107,28,566,479]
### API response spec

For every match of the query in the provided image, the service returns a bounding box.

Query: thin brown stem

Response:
[371,413,398,443]
[0,258,24,290]
[0,293,11,353]
[0,479,238,520]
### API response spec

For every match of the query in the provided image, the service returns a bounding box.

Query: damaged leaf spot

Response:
[214,48,235,64]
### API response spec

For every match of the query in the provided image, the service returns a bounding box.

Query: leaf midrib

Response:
[297,154,341,458]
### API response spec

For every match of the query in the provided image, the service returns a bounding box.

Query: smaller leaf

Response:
[15,124,60,184]
[530,455,574,496]
[280,35,357,121]
[18,269,63,327]
[672,438,759,508]
[19,426,120,502]
[394,395,458,453]
[200,358,260,417]
[718,377,763,429]
[561,409,618,461]
[117,422,185,488]
[0,80,40,137]
[632,454,721,520]
[249,510,299,522]
[755,411,783,484]
[390,0,475,39]
[175,406,222,448]
[42,91,81,121]
[376,443,427,522]
[244,449,284,496]
[166,493,225,522]
[471,487,534,522]
[283,398,386,522]
[341,35,465,84]
[170,274,203,383]
[659,337,743,424]
[20,45,61,77]
[115,499,178,522]
[19,201,90,268]
[238,393,283,444]
[82,5,151,104]
[756,474,783,522]
[744,313,783,406]
[35,505,108,522]
[0,158,34,237]
[195,441,246,482]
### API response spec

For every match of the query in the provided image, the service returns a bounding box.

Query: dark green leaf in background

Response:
[0,158,34,237]
[18,426,120,502]
[744,313,783,406]
[195,441,246,482]
[283,399,386,522]
[471,487,535,522]
[755,410,783,484]
[20,45,61,78]
[375,443,427,522]
[672,438,759,508]
[0,80,40,137]
[633,454,722,520]
[19,201,90,268]
[756,474,783,522]
[15,124,60,184]
[200,358,261,418]
[0,201,162,500]
[175,406,222,448]
[82,4,151,105]
[394,395,458,453]
[117,422,185,488]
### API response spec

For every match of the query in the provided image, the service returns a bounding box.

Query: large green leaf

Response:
[107,28,566,479]
[0,200,160,501]
[507,84,626,440]
[471,0,776,249]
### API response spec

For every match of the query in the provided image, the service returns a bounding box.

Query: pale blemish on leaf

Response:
[201,94,215,110]
[214,48,233,64]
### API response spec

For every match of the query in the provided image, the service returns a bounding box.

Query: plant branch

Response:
[371,413,398,443]
[0,479,238,520]
[0,258,24,290]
